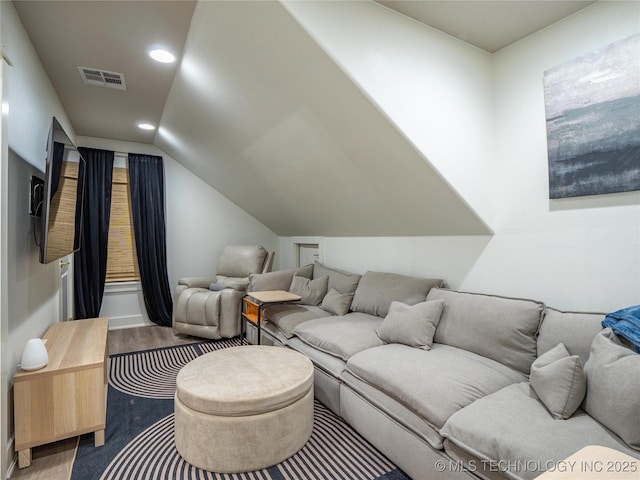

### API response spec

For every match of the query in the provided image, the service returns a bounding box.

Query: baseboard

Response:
[6,436,16,480]
[6,456,16,480]
[107,315,154,330]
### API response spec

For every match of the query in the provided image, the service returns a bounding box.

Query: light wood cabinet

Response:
[13,317,108,468]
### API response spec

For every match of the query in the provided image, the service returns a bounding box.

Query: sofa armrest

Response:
[178,277,216,289]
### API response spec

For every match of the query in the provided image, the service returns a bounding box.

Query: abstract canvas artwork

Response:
[544,33,640,199]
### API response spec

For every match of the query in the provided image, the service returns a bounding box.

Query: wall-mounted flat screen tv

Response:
[39,117,86,264]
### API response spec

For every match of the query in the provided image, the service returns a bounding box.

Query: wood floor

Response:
[10,325,201,480]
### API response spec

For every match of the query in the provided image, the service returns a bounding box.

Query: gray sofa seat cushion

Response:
[287,337,347,379]
[341,370,446,450]
[537,308,604,366]
[351,271,445,317]
[263,304,331,339]
[441,382,640,480]
[428,289,544,374]
[313,261,361,295]
[292,312,384,361]
[346,343,526,431]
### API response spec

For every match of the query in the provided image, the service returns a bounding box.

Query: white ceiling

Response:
[12,0,597,236]
[13,0,594,145]
[13,0,196,144]
[377,1,596,53]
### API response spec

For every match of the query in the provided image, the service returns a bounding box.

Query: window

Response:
[106,165,140,282]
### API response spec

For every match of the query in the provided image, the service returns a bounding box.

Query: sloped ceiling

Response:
[157,0,491,236]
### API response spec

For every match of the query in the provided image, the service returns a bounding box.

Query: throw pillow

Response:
[529,343,586,420]
[584,328,640,451]
[208,283,224,291]
[321,288,354,316]
[377,299,444,350]
[289,274,329,306]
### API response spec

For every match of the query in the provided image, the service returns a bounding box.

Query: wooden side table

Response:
[242,290,301,345]
[13,317,109,468]
[534,445,639,479]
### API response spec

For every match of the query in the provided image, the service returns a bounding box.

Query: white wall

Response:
[282,0,495,226]
[78,136,279,329]
[280,1,640,313]
[0,1,75,475]
[484,0,639,311]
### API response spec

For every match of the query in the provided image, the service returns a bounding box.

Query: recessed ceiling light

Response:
[138,123,155,131]
[149,49,175,64]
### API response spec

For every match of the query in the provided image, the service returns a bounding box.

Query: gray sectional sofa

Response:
[246,262,640,480]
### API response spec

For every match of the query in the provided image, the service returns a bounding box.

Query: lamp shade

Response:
[20,338,48,371]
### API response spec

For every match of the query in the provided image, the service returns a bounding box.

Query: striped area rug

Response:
[71,338,409,480]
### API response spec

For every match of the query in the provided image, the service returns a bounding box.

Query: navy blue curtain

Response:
[74,147,114,319]
[128,154,173,326]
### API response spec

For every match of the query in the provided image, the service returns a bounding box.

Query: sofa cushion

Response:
[530,343,586,420]
[216,245,267,277]
[313,261,361,295]
[584,328,640,451]
[377,300,444,350]
[351,271,444,318]
[289,274,328,306]
[321,288,354,316]
[428,289,544,374]
[538,308,604,366]
[441,382,640,480]
[262,304,331,339]
[342,370,446,449]
[346,343,525,431]
[292,312,384,361]
[247,265,313,292]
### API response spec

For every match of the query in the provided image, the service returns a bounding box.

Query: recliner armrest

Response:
[178,277,216,289]
[217,276,250,291]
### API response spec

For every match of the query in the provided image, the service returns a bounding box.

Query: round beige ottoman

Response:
[174,345,314,473]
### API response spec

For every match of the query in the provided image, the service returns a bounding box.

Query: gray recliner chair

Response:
[173,245,274,339]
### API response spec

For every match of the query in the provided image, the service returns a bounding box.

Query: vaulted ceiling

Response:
[13,0,595,236]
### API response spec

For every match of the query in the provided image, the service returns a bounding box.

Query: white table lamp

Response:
[21,338,48,371]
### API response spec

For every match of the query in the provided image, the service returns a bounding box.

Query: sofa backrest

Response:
[351,271,445,318]
[247,264,313,292]
[312,261,361,295]
[537,308,604,367]
[428,288,544,375]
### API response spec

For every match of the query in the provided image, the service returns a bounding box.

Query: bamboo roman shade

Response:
[106,167,139,282]
[45,161,79,263]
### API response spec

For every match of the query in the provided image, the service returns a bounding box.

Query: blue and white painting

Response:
[544,33,640,199]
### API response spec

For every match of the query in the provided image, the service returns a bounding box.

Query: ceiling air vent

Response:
[77,66,127,90]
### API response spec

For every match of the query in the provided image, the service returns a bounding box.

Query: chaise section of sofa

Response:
[440,308,640,480]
